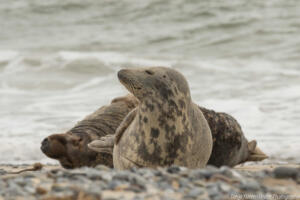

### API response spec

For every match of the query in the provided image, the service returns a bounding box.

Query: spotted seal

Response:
[90,67,213,169]
[40,94,139,169]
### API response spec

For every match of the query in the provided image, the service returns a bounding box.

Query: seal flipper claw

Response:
[115,108,137,144]
[88,135,115,154]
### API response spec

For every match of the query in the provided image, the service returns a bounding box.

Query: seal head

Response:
[41,133,98,169]
[118,68,191,102]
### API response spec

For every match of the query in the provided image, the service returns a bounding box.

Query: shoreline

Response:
[1,162,299,172]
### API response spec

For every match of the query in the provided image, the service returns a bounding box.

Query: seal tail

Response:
[246,140,268,161]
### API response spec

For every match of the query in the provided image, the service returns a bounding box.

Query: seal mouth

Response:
[118,69,142,91]
[60,157,74,169]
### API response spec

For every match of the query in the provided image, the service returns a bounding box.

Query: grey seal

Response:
[40,95,138,168]
[90,67,213,169]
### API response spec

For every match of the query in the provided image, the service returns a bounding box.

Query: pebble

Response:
[95,165,111,171]
[0,169,6,175]
[188,169,209,180]
[273,167,298,179]
[206,182,220,197]
[13,177,28,187]
[185,188,204,198]
[219,182,232,193]
[189,166,219,180]
[239,179,261,191]
[219,166,233,177]
[113,172,147,187]
[167,165,181,174]
[36,186,48,195]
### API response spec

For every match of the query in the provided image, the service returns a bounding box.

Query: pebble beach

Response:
[1,164,299,200]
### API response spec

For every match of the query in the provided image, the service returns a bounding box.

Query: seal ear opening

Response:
[247,140,268,161]
[68,134,83,146]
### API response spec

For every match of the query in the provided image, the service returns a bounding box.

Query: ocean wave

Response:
[70,77,109,92]
[59,51,172,67]
[0,50,19,62]
[1,0,299,62]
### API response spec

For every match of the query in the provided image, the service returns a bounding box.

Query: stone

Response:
[113,172,147,190]
[0,169,6,175]
[185,188,205,198]
[36,186,48,195]
[219,182,232,193]
[95,165,111,171]
[273,167,298,179]
[219,166,233,177]
[206,183,220,198]
[189,168,218,180]
[240,179,260,191]
[167,166,181,174]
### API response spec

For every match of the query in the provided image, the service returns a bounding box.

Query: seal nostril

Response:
[145,70,154,75]
[118,69,128,82]
[117,70,123,79]
[41,138,50,153]
[42,138,48,146]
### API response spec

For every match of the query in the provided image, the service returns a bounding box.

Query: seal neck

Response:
[139,95,190,115]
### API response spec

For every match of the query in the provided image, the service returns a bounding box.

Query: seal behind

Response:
[40,94,138,168]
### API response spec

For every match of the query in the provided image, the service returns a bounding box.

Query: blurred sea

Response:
[0,0,299,164]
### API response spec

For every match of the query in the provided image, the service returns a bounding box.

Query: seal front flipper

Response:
[246,140,268,161]
[88,135,115,154]
[115,108,137,144]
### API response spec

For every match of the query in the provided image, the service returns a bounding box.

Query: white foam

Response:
[59,51,172,67]
[0,50,19,62]
[0,137,58,165]
[70,77,108,92]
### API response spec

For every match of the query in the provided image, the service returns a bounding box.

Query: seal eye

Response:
[145,70,154,75]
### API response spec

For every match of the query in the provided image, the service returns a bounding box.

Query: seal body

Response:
[200,107,267,167]
[113,67,213,169]
[40,95,138,168]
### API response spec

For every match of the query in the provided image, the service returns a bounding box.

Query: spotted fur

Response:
[112,67,213,169]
